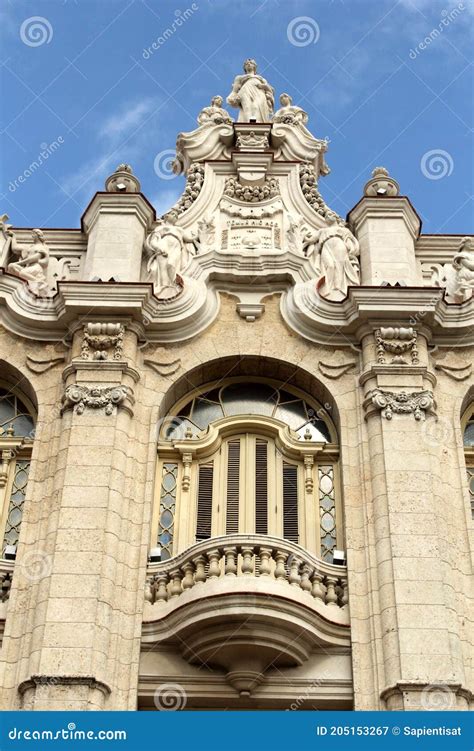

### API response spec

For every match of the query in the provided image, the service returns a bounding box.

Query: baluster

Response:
[207,549,221,579]
[300,564,312,594]
[288,557,301,587]
[258,547,272,576]
[144,576,154,603]
[310,572,325,602]
[169,568,183,598]
[223,547,237,576]
[340,577,349,608]
[241,547,254,575]
[181,561,195,590]
[325,575,339,607]
[193,555,207,584]
[155,574,169,603]
[274,551,288,581]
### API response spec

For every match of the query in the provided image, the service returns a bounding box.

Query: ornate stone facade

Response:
[0,59,472,714]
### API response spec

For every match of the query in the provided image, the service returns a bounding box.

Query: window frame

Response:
[0,382,36,555]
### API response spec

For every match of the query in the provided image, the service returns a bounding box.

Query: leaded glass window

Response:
[463,408,474,519]
[156,463,178,560]
[0,386,36,556]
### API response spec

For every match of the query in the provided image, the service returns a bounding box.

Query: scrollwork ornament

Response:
[62,385,128,416]
[370,389,435,420]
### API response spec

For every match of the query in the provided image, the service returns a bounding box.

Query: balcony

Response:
[143,534,349,697]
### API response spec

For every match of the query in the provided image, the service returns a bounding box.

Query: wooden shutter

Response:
[282,462,299,543]
[226,440,240,534]
[196,463,213,540]
[255,439,268,534]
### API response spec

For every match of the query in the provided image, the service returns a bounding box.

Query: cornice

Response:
[347,195,422,239]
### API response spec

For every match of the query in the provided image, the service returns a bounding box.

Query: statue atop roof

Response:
[226,59,274,123]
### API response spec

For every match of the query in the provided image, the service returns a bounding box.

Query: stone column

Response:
[1,321,152,710]
[348,196,422,287]
[82,193,155,283]
[357,325,470,710]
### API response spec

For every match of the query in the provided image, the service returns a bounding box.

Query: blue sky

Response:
[1,0,473,233]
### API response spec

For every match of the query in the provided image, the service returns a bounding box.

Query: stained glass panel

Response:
[318,465,337,562]
[157,463,178,560]
[3,460,30,550]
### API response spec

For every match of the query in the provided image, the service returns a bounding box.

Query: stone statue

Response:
[286,214,304,254]
[197,96,233,127]
[144,218,197,298]
[271,94,330,178]
[6,228,50,296]
[451,236,474,301]
[197,216,216,251]
[227,59,274,123]
[273,93,309,126]
[172,97,234,175]
[302,214,360,301]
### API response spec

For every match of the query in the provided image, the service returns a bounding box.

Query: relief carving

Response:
[370,389,435,420]
[62,385,129,415]
[81,323,125,361]
[375,327,419,365]
[223,175,279,203]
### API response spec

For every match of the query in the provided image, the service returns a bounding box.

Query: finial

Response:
[363,166,399,197]
[105,164,141,193]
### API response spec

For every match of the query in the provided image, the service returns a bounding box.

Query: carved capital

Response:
[368,388,435,420]
[61,385,129,416]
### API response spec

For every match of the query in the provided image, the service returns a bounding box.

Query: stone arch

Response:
[158,354,341,437]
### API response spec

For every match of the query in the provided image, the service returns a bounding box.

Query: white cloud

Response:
[98,99,155,143]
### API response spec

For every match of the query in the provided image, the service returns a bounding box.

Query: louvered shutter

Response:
[226,440,240,534]
[196,463,213,540]
[255,439,268,534]
[282,462,299,543]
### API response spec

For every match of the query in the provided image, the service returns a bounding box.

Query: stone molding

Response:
[374,326,419,365]
[80,322,125,361]
[18,675,111,696]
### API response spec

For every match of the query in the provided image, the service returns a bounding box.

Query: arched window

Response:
[462,405,474,518]
[0,386,36,556]
[152,378,342,563]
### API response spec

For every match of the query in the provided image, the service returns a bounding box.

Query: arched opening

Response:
[152,357,342,563]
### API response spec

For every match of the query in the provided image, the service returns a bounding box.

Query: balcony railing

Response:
[145,534,348,610]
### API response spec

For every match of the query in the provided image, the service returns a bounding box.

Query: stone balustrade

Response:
[145,534,348,609]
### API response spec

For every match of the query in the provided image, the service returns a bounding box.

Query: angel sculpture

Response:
[302,214,360,301]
